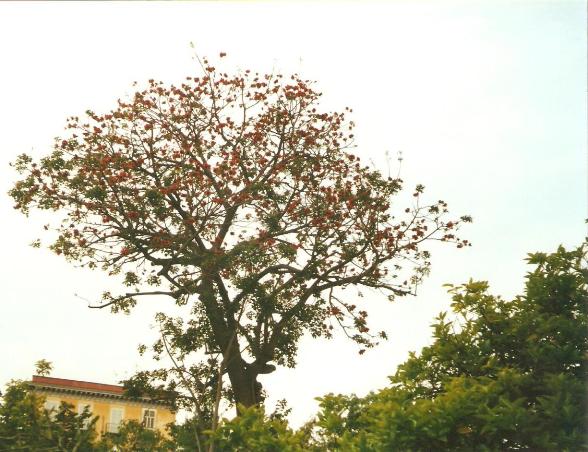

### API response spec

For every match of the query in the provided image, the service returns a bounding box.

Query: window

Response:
[108,407,124,433]
[142,408,156,430]
[77,402,93,429]
[44,399,59,412]
[77,402,92,414]
[44,399,59,419]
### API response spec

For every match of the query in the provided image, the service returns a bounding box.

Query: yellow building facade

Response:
[30,375,175,436]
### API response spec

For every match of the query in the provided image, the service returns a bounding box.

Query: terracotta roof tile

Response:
[31,375,124,394]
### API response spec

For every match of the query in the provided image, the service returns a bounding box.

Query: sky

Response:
[0,1,586,427]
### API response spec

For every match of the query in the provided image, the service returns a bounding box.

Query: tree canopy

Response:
[0,381,97,451]
[310,242,588,451]
[0,379,172,451]
[10,55,470,411]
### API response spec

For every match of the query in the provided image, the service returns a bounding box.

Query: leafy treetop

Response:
[311,242,588,451]
[34,359,53,377]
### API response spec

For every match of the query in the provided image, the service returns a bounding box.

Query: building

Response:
[29,375,175,435]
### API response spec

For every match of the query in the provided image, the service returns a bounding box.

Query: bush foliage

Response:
[1,242,585,450]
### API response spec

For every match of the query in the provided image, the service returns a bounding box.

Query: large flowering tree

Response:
[10,55,470,410]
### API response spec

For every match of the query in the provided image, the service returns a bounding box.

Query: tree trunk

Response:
[198,273,263,412]
[225,349,262,411]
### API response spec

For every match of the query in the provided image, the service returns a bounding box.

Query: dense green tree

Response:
[208,405,308,452]
[0,381,97,451]
[9,54,469,412]
[310,242,588,451]
[0,379,176,451]
[168,399,303,451]
[95,419,173,451]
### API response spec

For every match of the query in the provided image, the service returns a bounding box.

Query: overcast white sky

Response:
[0,1,586,426]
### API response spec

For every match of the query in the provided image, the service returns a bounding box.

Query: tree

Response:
[0,380,97,451]
[9,54,470,411]
[34,359,53,377]
[208,405,308,452]
[311,242,588,451]
[0,379,173,451]
[96,419,173,451]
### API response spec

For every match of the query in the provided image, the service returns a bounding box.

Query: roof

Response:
[32,375,125,394]
[29,375,173,408]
